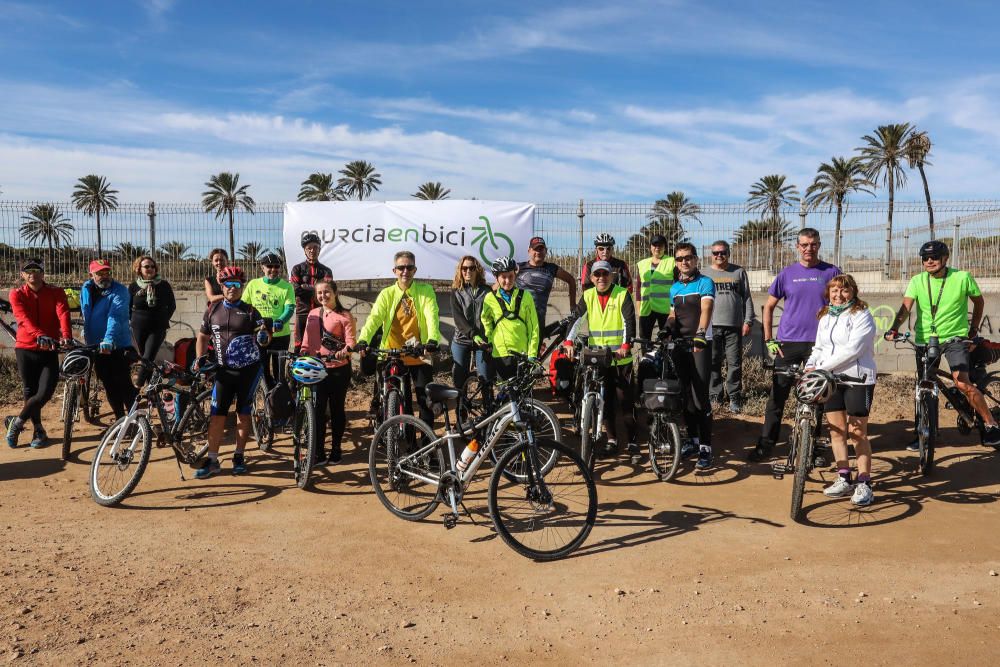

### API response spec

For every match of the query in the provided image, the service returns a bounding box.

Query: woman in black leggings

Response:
[128,255,176,385]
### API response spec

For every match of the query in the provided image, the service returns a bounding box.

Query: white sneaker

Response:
[851,482,874,506]
[823,476,854,497]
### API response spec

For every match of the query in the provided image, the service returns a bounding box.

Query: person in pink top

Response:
[300,279,355,465]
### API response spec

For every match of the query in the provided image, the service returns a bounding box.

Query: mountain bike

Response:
[471,215,514,262]
[89,356,216,507]
[567,341,622,469]
[634,333,685,482]
[769,364,866,521]
[887,332,1000,475]
[58,342,102,461]
[369,355,597,561]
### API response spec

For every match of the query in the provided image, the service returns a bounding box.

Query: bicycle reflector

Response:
[61,350,91,378]
[290,357,327,384]
[794,370,836,405]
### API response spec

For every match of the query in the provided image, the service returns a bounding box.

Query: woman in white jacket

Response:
[805,274,877,506]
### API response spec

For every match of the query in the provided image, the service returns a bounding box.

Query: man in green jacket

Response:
[481,256,539,380]
[244,252,296,385]
[357,250,441,425]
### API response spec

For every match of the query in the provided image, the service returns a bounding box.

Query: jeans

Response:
[760,341,814,446]
[451,340,493,388]
[709,326,743,403]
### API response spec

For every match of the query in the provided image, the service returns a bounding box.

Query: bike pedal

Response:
[442,514,458,530]
[771,463,789,479]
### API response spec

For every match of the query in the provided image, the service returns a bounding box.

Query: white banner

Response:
[282,200,535,280]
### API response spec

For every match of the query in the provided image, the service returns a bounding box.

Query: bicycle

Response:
[58,342,102,461]
[471,215,514,263]
[369,356,597,560]
[768,364,866,521]
[566,340,623,470]
[634,333,686,482]
[887,332,1000,475]
[89,356,216,507]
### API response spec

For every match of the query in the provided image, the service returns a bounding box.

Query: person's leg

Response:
[313,373,333,462]
[726,328,744,408]
[708,328,727,404]
[15,349,42,422]
[757,342,812,451]
[617,364,637,447]
[113,349,139,412]
[691,347,714,467]
[451,341,471,389]
[638,314,654,341]
[412,363,435,425]
[26,354,59,444]
[845,384,875,504]
[198,373,237,478]
[293,312,308,354]
[823,403,854,497]
[93,354,124,418]
[473,348,491,383]
[328,364,351,461]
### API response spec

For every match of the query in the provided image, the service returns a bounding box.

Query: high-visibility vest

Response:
[584,286,631,366]
[636,257,674,316]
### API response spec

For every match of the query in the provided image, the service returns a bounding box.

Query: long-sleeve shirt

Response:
[128,280,177,331]
[701,264,755,328]
[806,307,877,385]
[300,306,356,369]
[81,280,132,348]
[451,285,490,345]
[9,283,72,350]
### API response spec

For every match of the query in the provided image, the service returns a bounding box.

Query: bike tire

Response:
[917,393,937,475]
[61,383,79,461]
[89,415,153,507]
[82,371,102,425]
[579,394,601,470]
[489,399,561,482]
[458,374,490,433]
[488,438,597,561]
[252,381,274,452]
[293,401,317,489]
[369,413,443,521]
[981,376,1000,443]
[175,388,213,466]
[648,415,682,482]
[790,418,812,522]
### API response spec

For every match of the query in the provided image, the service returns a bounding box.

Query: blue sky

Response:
[2,0,999,203]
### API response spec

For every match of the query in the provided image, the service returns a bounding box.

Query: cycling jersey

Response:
[581,257,632,292]
[903,268,981,344]
[9,283,72,350]
[200,299,265,369]
[516,261,560,325]
[290,261,333,315]
[669,273,715,338]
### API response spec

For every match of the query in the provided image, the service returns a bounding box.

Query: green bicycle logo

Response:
[471,215,514,265]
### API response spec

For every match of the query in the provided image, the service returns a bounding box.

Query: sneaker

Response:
[695,447,713,469]
[232,452,248,475]
[328,450,343,465]
[813,447,829,469]
[823,476,854,498]
[29,430,49,449]
[5,417,23,449]
[905,438,920,452]
[680,441,699,459]
[602,439,619,456]
[983,425,1000,448]
[729,400,742,414]
[851,481,874,506]
[626,442,641,464]
[748,441,773,462]
[195,458,221,479]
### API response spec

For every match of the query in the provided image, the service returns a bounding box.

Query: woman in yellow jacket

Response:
[481,256,539,381]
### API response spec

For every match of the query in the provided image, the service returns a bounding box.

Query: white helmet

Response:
[593,232,615,247]
[491,256,517,274]
[794,370,836,405]
[61,349,91,379]
[290,356,327,385]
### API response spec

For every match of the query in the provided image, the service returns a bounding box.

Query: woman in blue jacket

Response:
[81,259,138,419]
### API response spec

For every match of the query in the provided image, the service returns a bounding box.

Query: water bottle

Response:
[162,391,176,425]
[456,439,480,472]
[927,335,940,363]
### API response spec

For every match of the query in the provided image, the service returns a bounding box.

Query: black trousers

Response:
[709,326,743,402]
[132,321,166,386]
[672,346,713,445]
[760,341,814,446]
[639,312,670,340]
[94,349,139,419]
[407,363,435,425]
[15,349,60,428]
[261,335,291,387]
[315,364,352,457]
[601,363,637,444]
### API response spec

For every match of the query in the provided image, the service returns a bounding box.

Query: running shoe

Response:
[626,442,641,463]
[328,450,343,465]
[729,399,742,414]
[695,447,713,470]
[680,441,699,459]
[851,482,874,506]
[5,417,23,449]
[232,452,248,475]
[905,438,920,452]
[747,441,773,462]
[983,425,1000,448]
[823,476,854,498]
[28,430,49,449]
[195,458,221,480]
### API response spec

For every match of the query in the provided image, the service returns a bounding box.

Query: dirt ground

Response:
[1,382,999,666]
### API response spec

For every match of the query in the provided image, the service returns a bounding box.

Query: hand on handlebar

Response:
[765,339,782,357]
[353,342,368,356]
[614,344,629,359]
[424,340,439,354]
[36,335,56,350]
[99,340,113,355]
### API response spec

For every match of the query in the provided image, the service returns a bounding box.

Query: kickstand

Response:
[173,456,187,482]
[460,500,479,526]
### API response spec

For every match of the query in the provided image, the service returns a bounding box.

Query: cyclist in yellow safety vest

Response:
[563,259,638,460]
[481,256,539,381]
[634,233,675,340]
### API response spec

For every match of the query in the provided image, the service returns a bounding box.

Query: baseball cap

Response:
[650,234,667,246]
[591,260,613,274]
[259,252,282,266]
[529,236,546,249]
[21,259,44,272]
[89,259,111,273]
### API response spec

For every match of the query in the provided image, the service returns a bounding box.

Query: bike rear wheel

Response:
[293,401,316,489]
[175,388,213,466]
[369,414,443,521]
[648,415,682,482]
[61,382,80,461]
[790,418,812,521]
[489,400,560,482]
[917,392,937,475]
[579,394,601,470]
[489,439,597,561]
[252,381,274,452]
[90,415,153,507]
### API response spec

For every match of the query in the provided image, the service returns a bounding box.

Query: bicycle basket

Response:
[582,347,613,368]
[642,377,684,412]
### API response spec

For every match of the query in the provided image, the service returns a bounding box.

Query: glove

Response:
[190,354,208,374]
[424,340,439,353]
[354,341,368,354]
[765,339,781,356]
[256,329,270,346]
[691,332,707,350]
[884,329,898,342]
[36,335,56,350]
[59,337,73,349]
[99,340,113,354]
[272,319,285,333]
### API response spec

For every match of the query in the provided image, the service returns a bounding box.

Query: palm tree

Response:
[202,172,256,260]
[20,204,74,268]
[298,173,345,202]
[733,218,797,270]
[804,157,875,266]
[412,182,451,200]
[239,241,264,262]
[114,241,150,262]
[71,175,119,258]
[648,191,701,247]
[158,241,194,261]
[906,129,934,239]
[747,175,799,224]
[858,123,912,277]
[337,160,382,201]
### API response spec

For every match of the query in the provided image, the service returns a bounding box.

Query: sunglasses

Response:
[94,270,111,277]
[461,265,477,271]
[532,246,547,251]
[263,264,280,269]
[223,281,244,289]
[921,254,943,262]
[675,255,696,262]
[395,265,416,272]
[595,245,612,250]
[592,270,611,278]
[23,268,43,274]
[711,251,729,257]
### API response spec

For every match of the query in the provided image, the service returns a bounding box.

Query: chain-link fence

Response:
[2,200,999,291]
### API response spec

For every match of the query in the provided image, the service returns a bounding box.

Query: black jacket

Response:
[450,285,490,345]
[128,280,177,330]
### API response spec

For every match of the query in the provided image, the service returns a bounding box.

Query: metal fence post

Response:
[902,232,910,281]
[799,199,806,230]
[577,199,585,280]
[148,201,156,260]
[953,219,961,268]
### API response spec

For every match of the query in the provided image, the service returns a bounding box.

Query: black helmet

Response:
[491,256,517,274]
[259,252,282,266]
[919,240,949,259]
[593,232,615,247]
[301,233,321,248]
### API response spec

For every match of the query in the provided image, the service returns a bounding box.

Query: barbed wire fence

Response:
[2,200,999,291]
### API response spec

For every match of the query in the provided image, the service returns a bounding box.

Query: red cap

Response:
[89,259,111,273]
[529,236,546,249]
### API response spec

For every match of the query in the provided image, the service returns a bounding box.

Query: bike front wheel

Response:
[90,415,153,507]
[489,439,597,561]
[61,382,80,461]
[790,418,813,521]
[175,388,213,466]
[369,414,444,521]
[648,415,682,482]
[579,394,601,470]
[917,392,937,475]
[489,400,561,482]
[293,401,316,489]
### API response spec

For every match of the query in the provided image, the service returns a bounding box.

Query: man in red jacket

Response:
[6,259,72,448]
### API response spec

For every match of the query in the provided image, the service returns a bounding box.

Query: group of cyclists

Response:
[6,225,1000,509]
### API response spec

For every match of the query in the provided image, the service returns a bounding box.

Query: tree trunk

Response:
[834,199,843,268]
[919,162,934,240]
[228,208,236,262]
[885,171,894,279]
[47,239,53,272]
[96,209,103,258]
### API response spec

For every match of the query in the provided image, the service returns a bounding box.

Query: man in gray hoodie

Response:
[701,240,756,413]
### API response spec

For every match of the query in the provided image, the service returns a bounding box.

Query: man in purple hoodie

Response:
[748,228,840,462]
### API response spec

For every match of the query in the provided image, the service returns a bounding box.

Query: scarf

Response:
[136,275,161,308]
[827,299,854,316]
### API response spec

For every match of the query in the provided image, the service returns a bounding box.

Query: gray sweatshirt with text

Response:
[702,263,756,328]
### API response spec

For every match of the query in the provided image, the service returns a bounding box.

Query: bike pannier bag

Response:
[173,337,197,371]
[643,377,684,412]
[266,380,295,421]
[582,347,612,368]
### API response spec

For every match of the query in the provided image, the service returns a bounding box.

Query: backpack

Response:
[266,380,295,421]
[173,337,197,371]
[494,290,525,322]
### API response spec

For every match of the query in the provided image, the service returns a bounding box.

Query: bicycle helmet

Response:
[217,266,247,284]
[491,256,517,274]
[919,239,949,259]
[593,232,615,247]
[794,369,836,405]
[290,356,327,385]
[301,232,321,248]
[61,349,91,379]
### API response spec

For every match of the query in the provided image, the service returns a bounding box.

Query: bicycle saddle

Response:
[425,383,461,403]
